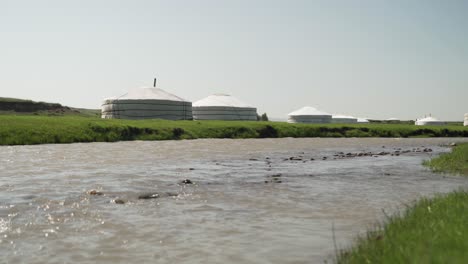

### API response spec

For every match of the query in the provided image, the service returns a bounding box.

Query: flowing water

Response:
[1,138,467,263]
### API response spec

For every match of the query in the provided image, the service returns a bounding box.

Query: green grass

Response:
[0,115,467,146]
[337,143,468,264]
[424,143,468,175]
[337,191,468,264]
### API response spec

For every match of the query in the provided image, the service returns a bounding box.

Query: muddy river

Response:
[1,138,467,263]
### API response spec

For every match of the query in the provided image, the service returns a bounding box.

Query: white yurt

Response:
[386,118,400,122]
[357,118,370,123]
[287,106,332,124]
[101,87,192,120]
[331,115,358,124]
[415,116,445,126]
[464,113,468,126]
[192,94,257,121]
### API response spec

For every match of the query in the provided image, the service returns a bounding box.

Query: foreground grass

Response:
[0,115,467,146]
[0,115,468,145]
[337,191,468,264]
[424,143,468,175]
[338,143,468,264]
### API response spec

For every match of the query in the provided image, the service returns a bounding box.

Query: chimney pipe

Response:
[153,78,157,88]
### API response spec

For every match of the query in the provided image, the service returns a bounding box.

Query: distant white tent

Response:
[415,116,445,126]
[101,87,192,120]
[465,113,468,126]
[386,118,400,122]
[357,118,370,123]
[332,115,358,124]
[192,94,257,121]
[287,106,332,124]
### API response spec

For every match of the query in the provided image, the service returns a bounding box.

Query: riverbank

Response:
[0,115,467,146]
[424,143,468,175]
[337,143,468,263]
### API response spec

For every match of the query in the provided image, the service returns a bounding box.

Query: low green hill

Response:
[0,97,100,117]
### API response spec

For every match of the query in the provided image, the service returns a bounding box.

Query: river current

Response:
[1,138,467,263]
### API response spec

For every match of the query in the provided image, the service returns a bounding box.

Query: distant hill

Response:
[0,97,100,117]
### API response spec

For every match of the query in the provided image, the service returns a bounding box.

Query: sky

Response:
[0,0,467,121]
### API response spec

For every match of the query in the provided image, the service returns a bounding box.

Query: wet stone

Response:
[88,190,104,196]
[138,193,160,200]
[265,179,282,184]
[113,199,125,204]
[180,179,193,185]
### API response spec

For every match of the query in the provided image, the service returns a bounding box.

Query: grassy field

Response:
[0,115,467,146]
[337,143,468,264]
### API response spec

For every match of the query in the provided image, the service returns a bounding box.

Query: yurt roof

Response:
[417,116,442,122]
[114,87,188,102]
[357,118,370,123]
[288,106,331,116]
[332,114,357,119]
[193,94,253,108]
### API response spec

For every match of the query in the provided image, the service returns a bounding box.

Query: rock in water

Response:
[138,193,160,199]
[88,190,103,196]
[180,179,193,185]
[113,199,125,204]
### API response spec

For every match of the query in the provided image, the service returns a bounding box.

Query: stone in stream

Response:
[138,193,160,199]
[138,192,179,200]
[180,179,193,185]
[88,190,104,196]
[289,157,302,161]
[113,199,125,204]
[268,174,282,178]
[265,174,282,184]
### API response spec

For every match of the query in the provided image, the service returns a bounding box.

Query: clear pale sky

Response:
[1,0,467,120]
